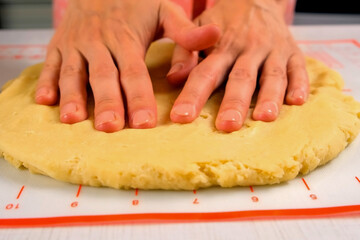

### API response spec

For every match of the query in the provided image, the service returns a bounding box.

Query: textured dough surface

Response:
[0,42,360,190]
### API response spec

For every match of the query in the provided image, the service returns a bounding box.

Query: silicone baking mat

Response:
[0,39,360,227]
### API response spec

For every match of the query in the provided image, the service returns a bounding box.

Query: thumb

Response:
[161,2,221,51]
[167,44,198,85]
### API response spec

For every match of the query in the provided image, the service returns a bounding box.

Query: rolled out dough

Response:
[0,42,360,190]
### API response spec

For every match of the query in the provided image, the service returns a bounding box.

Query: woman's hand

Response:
[167,0,309,132]
[35,0,220,132]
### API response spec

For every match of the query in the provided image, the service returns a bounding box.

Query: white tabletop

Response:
[0,25,360,240]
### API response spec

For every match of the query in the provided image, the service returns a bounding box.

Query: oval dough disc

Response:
[0,42,360,190]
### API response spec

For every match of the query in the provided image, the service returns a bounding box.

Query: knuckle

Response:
[229,68,255,85]
[90,65,118,82]
[122,65,146,80]
[287,62,306,74]
[46,39,60,52]
[218,33,242,52]
[96,97,118,107]
[184,88,201,101]
[255,37,268,48]
[83,11,102,29]
[79,36,96,46]
[62,93,85,103]
[223,97,248,110]
[57,39,70,49]
[46,45,55,53]
[61,65,84,76]
[288,55,306,70]
[193,68,217,86]
[116,26,139,44]
[77,32,102,48]
[43,62,60,72]
[129,94,148,104]
[267,66,286,78]
[249,31,271,49]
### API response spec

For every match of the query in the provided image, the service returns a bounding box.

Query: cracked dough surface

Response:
[0,42,360,190]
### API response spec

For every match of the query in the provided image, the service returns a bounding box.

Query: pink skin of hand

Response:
[167,0,308,132]
[48,0,302,133]
[38,0,221,133]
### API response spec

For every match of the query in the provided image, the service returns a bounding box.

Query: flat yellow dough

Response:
[0,42,360,190]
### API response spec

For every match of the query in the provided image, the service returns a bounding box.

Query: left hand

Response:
[167,0,309,132]
[35,0,220,133]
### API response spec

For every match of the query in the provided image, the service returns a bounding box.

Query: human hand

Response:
[35,0,220,132]
[167,0,309,132]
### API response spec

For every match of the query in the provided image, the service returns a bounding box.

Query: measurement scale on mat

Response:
[0,134,360,227]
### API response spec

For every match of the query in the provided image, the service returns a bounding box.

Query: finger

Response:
[253,53,288,122]
[35,49,61,105]
[285,52,309,105]
[166,44,198,85]
[79,44,125,133]
[216,52,265,132]
[161,2,221,51]
[58,49,88,124]
[170,52,234,123]
[116,44,157,129]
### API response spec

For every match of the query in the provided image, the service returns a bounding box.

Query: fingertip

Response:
[35,87,57,105]
[95,111,124,133]
[167,48,198,85]
[216,122,241,133]
[166,73,186,86]
[170,103,197,123]
[197,23,221,40]
[130,109,157,129]
[180,23,221,51]
[202,23,222,41]
[166,62,191,86]
[60,103,88,124]
[35,95,56,105]
[252,102,279,122]
[286,89,308,105]
[60,113,87,124]
[215,109,243,133]
[167,62,185,85]
[96,122,124,133]
[167,62,184,76]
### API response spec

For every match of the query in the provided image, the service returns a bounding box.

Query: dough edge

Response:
[0,43,360,190]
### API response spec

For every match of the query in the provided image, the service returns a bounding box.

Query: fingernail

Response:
[95,111,117,127]
[167,63,183,76]
[172,104,196,118]
[291,89,305,100]
[36,87,49,98]
[61,103,78,120]
[261,102,278,116]
[219,110,242,123]
[131,110,152,127]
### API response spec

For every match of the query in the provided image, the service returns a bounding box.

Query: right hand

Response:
[35,0,220,132]
[167,0,309,133]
